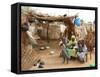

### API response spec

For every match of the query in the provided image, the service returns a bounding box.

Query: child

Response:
[60,44,71,63]
[77,40,88,63]
[59,37,70,63]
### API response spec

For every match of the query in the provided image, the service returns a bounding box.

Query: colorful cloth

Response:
[66,48,77,57]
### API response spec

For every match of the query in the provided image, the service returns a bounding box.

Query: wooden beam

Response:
[33,14,76,21]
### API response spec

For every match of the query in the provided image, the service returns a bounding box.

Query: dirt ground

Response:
[22,40,95,71]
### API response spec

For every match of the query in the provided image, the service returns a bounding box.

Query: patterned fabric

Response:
[77,44,87,62]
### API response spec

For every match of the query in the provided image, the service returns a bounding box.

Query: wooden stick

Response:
[26,31,38,45]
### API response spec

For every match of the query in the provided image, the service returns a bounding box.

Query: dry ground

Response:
[22,40,95,71]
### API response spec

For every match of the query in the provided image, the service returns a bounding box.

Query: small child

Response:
[59,37,70,63]
[61,44,71,63]
[77,40,88,63]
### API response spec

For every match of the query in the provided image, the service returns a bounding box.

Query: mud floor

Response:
[21,40,95,71]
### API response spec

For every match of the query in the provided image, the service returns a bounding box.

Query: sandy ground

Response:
[22,40,95,71]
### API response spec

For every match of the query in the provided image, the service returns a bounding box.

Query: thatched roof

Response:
[33,14,76,22]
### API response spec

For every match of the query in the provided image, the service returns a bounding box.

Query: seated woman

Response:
[59,35,78,63]
[66,35,78,58]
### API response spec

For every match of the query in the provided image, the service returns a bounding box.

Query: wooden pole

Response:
[47,22,50,43]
